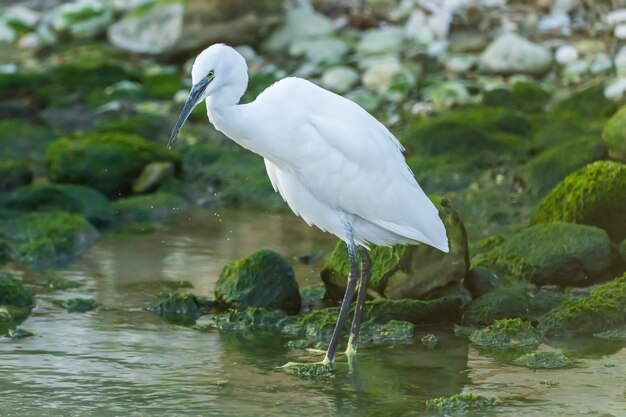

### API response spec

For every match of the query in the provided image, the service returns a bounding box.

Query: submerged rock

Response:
[426,393,496,413]
[475,222,612,286]
[150,292,213,323]
[479,33,552,75]
[0,161,32,193]
[512,352,571,369]
[531,161,626,241]
[469,318,541,348]
[0,273,34,309]
[63,298,97,313]
[6,183,113,228]
[538,274,626,335]
[112,192,187,223]
[208,307,287,332]
[46,132,179,198]
[0,212,98,269]
[215,249,301,314]
[322,198,468,301]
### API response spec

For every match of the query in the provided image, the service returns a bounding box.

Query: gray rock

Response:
[357,26,405,56]
[290,37,348,65]
[479,33,552,75]
[108,0,282,55]
[264,8,334,53]
[321,66,359,93]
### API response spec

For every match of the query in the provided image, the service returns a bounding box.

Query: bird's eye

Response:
[207,70,214,79]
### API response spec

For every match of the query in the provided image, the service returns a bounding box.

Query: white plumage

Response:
[168,43,449,367]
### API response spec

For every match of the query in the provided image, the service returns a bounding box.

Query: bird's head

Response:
[168,43,248,148]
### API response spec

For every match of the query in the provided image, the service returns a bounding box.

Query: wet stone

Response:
[469,318,541,348]
[7,326,34,339]
[426,393,497,413]
[282,362,333,379]
[64,298,97,313]
[512,352,571,369]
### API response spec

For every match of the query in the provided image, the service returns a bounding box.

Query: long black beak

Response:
[167,78,210,149]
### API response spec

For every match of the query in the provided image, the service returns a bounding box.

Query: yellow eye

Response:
[207,70,214,79]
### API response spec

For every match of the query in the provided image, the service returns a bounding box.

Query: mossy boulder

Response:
[181,142,226,181]
[512,352,571,369]
[215,249,301,314]
[207,307,288,332]
[426,393,496,414]
[551,82,616,119]
[112,192,187,223]
[475,222,612,286]
[0,119,56,170]
[142,70,184,100]
[521,138,608,197]
[63,298,97,313]
[150,292,214,324]
[0,273,34,309]
[531,161,626,241]
[6,183,113,227]
[602,105,626,161]
[322,198,468,300]
[0,161,32,193]
[93,113,169,140]
[46,132,180,198]
[538,274,626,335]
[463,283,531,325]
[0,212,99,269]
[482,82,550,113]
[469,318,541,348]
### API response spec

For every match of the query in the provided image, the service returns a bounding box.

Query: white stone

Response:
[479,32,552,74]
[604,77,626,101]
[290,37,348,65]
[421,81,471,110]
[18,33,42,50]
[590,53,613,74]
[538,12,571,34]
[361,56,402,90]
[615,47,626,75]
[404,10,435,45]
[615,24,626,40]
[321,66,360,93]
[357,26,405,55]
[555,45,578,64]
[445,55,478,72]
[552,0,580,13]
[0,19,16,44]
[4,5,40,28]
[606,9,626,26]
[52,0,114,39]
[265,9,335,53]
[345,88,380,112]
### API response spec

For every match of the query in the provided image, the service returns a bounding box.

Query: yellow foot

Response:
[281,358,334,379]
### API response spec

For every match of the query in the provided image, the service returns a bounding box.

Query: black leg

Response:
[347,248,371,354]
[324,231,359,367]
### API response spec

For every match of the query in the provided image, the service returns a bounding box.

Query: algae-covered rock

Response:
[300,284,326,312]
[46,132,179,198]
[469,318,541,347]
[322,198,468,300]
[551,82,617,119]
[531,161,626,241]
[593,326,626,340]
[0,212,99,269]
[93,113,169,140]
[150,292,213,323]
[215,249,301,314]
[538,274,626,335]
[132,161,175,193]
[283,362,333,379]
[112,192,187,223]
[0,119,56,169]
[426,393,496,413]
[476,222,612,286]
[522,138,608,197]
[63,298,97,313]
[181,142,225,181]
[0,272,34,308]
[363,297,464,325]
[7,327,34,339]
[6,183,113,227]
[208,307,288,332]
[0,161,32,193]
[483,81,550,113]
[142,69,184,100]
[603,105,626,161]
[463,283,531,326]
[512,352,571,369]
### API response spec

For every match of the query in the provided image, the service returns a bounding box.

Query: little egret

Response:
[168,44,449,369]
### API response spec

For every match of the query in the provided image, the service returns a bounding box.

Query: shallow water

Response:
[0,209,624,416]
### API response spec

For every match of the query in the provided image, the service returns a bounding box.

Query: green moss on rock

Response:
[463,283,531,326]
[0,119,56,170]
[551,82,616,119]
[0,273,34,308]
[215,249,301,314]
[522,138,608,197]
[602,105,626,161]
[142,70,184,100]
[64,298,97,313]
[512,352,571,369]
[0,211,99,269]
[150,292,213,323]
[531,161,626,241]
[538,274,626,335]
[469,318,541,347]
[426,393,496,413]
[94,114,169,140]
[209,307,288,332]
[7,183,113,227]
[0,161,32,193]
[112,192,187,223]
[475,222,612,286]
[46,132,180,198]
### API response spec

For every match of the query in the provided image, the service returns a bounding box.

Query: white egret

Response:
[168,44,449,369]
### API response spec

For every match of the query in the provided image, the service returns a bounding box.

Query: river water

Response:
[0,209,624,416]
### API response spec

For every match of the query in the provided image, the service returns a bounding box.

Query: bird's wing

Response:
[288,90,448,251]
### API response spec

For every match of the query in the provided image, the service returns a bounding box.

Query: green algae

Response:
[531,161,626,241]
[0,273,34,308]
[602,105,626,161]
[426,393,496,413]
[469,318,541,348]
[512,352,571,369]
[112,192,187,223]
[0,161,32,193]
[463,283,531,326]
[149,292,213,324]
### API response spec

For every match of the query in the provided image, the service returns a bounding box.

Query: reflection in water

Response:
[0,209,624,416]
